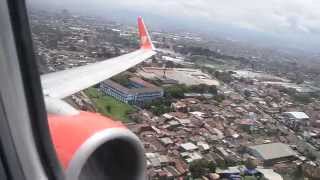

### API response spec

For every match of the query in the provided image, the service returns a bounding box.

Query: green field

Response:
[84,87,136,123]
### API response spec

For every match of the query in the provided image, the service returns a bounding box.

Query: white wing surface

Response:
[41,17,155,99]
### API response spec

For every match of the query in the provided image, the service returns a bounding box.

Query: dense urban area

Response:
[30,8,320,180]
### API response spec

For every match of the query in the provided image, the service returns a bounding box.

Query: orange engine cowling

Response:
[48,111,146,180]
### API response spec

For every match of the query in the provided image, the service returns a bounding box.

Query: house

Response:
[171,101,188,112]
[190,111,208,119]
[180,142,198,152]
[197,142,210,152]
[160,137,174,146]
[180,152,203,163]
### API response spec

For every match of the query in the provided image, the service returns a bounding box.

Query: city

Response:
[29,7,320,180]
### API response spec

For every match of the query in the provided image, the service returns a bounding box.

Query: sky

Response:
[29,0,320,52]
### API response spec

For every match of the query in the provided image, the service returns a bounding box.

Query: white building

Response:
[180,142,198,152]
[283,112,310,120]
[283,112,310,128]
[257,169,283,180]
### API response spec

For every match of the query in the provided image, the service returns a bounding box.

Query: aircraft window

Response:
[26,1,320,180]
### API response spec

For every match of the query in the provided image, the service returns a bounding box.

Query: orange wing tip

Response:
[138,16,155,50]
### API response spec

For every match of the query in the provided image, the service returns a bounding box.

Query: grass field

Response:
[84,87,136,123]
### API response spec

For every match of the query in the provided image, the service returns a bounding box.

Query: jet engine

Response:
[48,111,146,180]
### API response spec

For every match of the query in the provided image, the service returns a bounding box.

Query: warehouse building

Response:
[248,143,297,165]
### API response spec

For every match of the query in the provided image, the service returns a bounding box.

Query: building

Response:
[283,112,310,121]
[179,142,198,152]
[257,168,283,180]
[216,166,283,180]
[160,137,174,146]
[197,142,210,152]
[137,67,220,86]
[184,93,214,99]
[180,152,202,163]
[171,101,187,112]
[128,77,157,88]
[248,143,297,165]
[283,111,310,129]
[100,78,163,105]
[216,166,241,179]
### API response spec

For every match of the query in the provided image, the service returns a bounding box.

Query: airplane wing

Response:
[41,16,156,99]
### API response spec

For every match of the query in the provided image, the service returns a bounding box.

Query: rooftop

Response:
[160,137,174,145]
[180,142,198,151]
[248,143,296,161]
[257,169,283,180]
[102,79,163,94]
[129,77,157,88]
[284,112,310,119]
[137,67,220,86]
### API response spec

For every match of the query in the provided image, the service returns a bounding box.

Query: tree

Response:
[206,67,215,75]
[128,113,142,123]
[114,46,121,56]
[243,176,258,180]
[213,94,225,103]
[207,161,216,172]
[208,85,218,95]
[245,157,258,170]
[292,165,304,180]
[150,105,171,116]
[164,84,189,99]
[151,56,157,63]
[165,61,175,68]
[306,150,317,161]
[189,159,216,178]
[106,105,111,113]
[214,71,233,83]
[144,98,171,116]
[293,94,312,104]
[188,84,217,95]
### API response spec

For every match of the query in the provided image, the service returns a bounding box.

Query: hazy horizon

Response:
[27,0,320,54]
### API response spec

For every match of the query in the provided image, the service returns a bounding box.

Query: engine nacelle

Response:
[48,111,146,180]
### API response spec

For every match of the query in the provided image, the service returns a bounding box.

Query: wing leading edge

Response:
[41,17,156,100]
